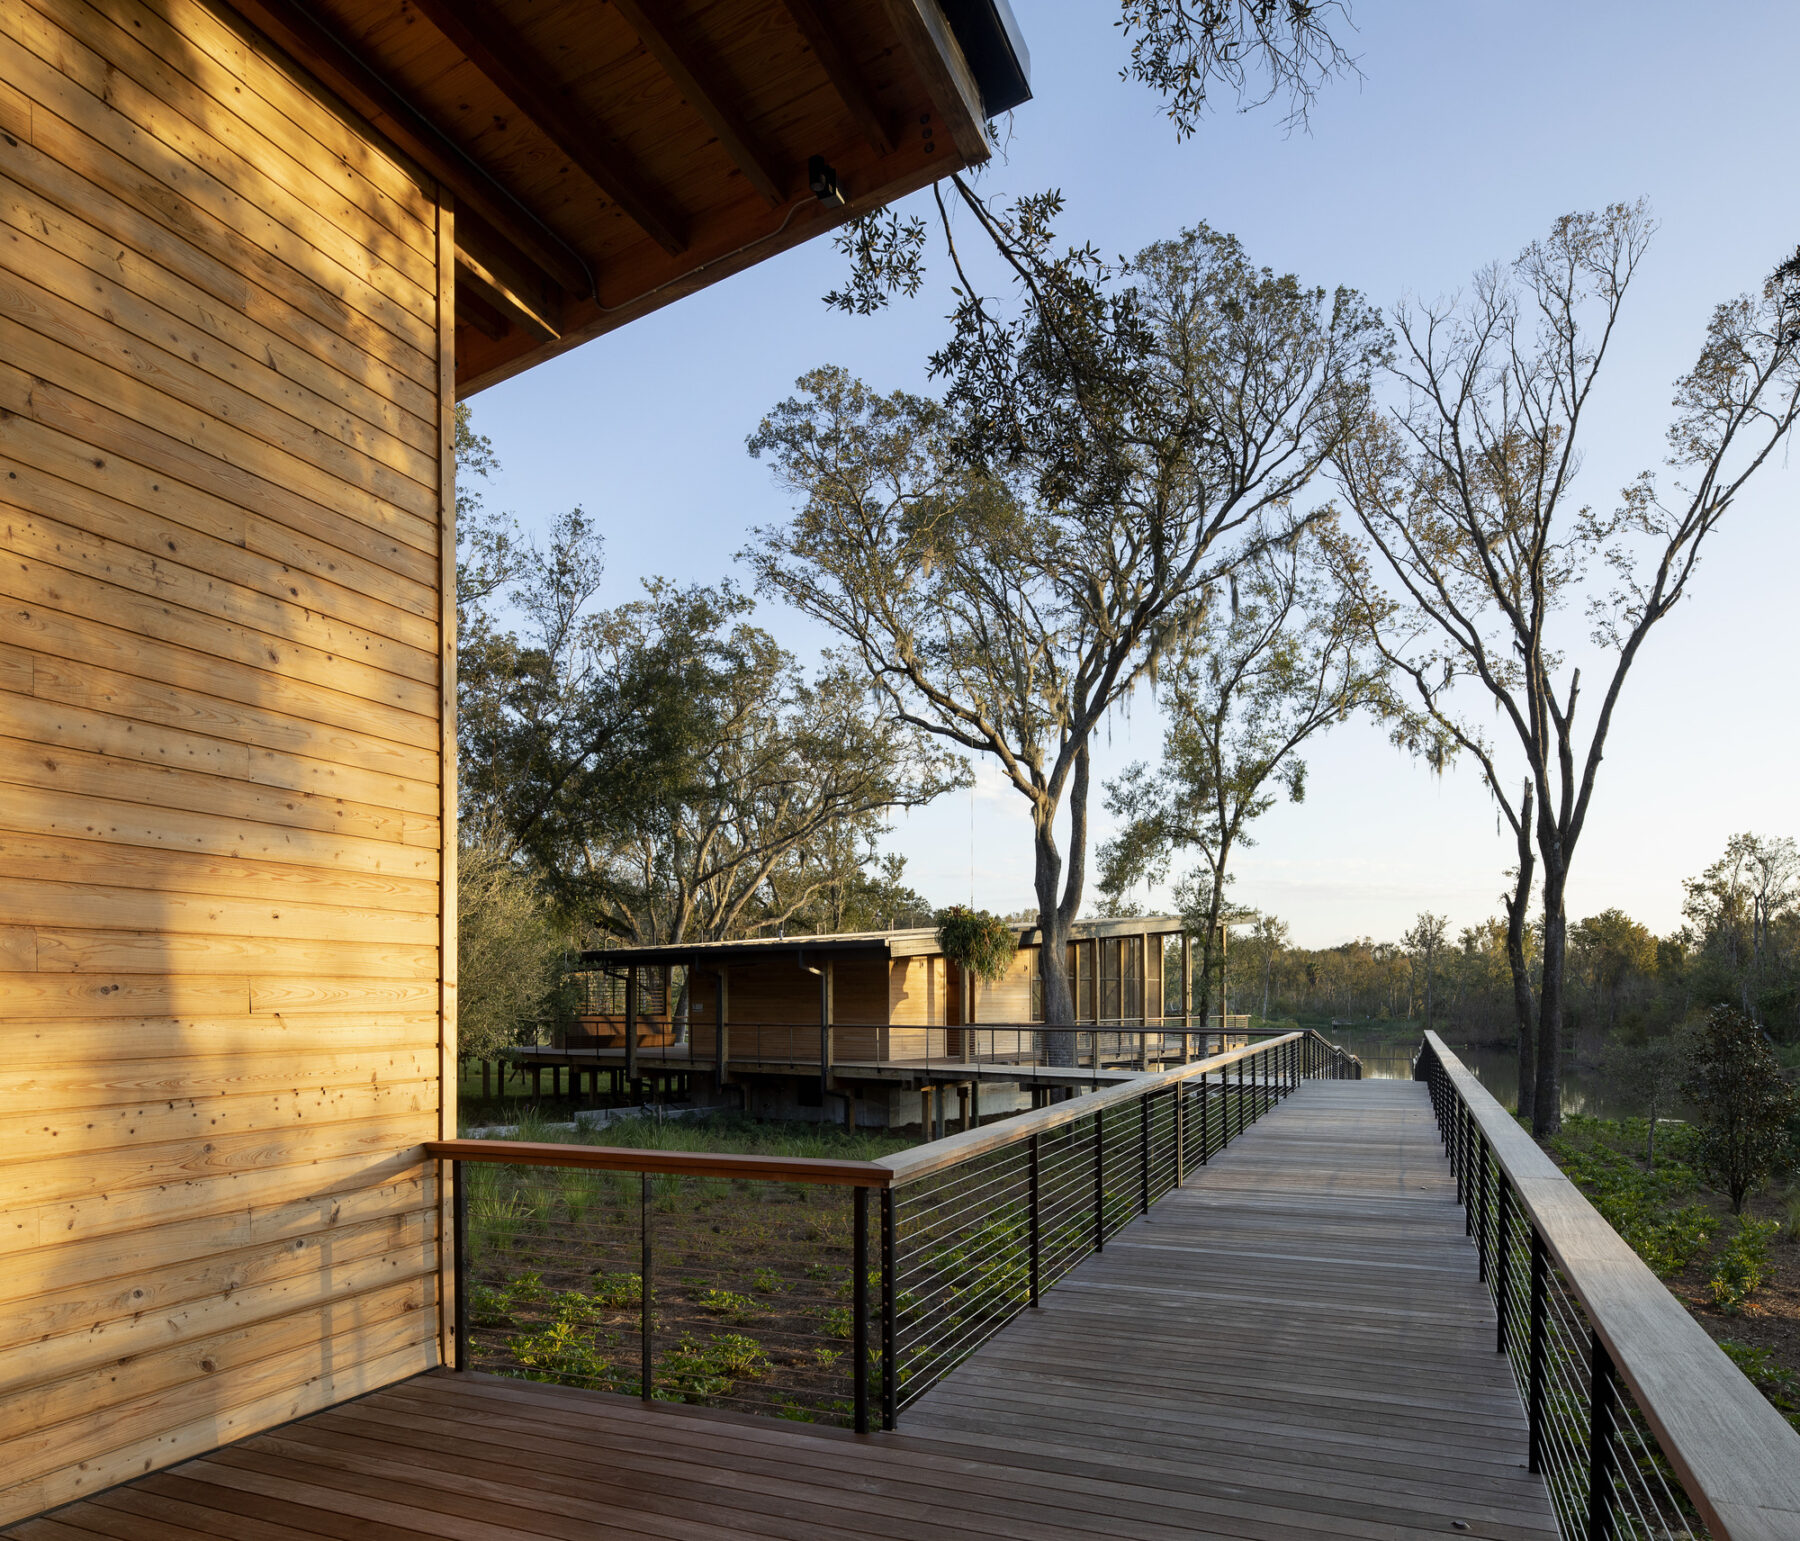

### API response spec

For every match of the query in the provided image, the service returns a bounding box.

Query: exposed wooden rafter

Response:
[407,0,689,256]
[224,0,589,298]
[779,0,893,155]
[610,0,787,207]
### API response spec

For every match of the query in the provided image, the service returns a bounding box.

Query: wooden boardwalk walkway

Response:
[8,1081,1558,1541]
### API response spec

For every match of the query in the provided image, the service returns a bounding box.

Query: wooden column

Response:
[714,969,729,1086]
[625,967,640,1085]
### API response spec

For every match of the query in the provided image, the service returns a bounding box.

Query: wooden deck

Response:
[8,1081,1558,1540]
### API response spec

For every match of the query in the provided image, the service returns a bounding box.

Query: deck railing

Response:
[1415,1031,1800,1541]
[432,1029,1360,1436]
[874,1028,1358,1417]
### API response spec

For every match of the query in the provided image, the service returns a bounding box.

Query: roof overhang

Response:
[225,0,1021,395]
[580,916,1186,970]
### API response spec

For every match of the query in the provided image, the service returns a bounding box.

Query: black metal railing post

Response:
[640,1170,653,1402]
[1495,1178,1511,1356]
[451,1158,467,1372]
[1028,1132,1041,1306]
[1174,1084,1186,1186]
[1588,1330,1617,1541]
[1202,1070,1213,1156]
[1139,1096,1151,1214]
[1476,1130,1490,1282]
[880,1187,897,1430]
[852,1187,869,1434]
[1528,1227,1547,1475]
[1093,1109,1106,1251]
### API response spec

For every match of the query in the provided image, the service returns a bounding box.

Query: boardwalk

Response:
[8,1081,1558,1541]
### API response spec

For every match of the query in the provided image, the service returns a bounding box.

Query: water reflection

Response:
[1323,1027,1629,1120]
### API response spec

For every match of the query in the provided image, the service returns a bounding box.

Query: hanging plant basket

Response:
[934,906,1019,984]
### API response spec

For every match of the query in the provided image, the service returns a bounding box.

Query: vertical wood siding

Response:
[0,0,450,1519]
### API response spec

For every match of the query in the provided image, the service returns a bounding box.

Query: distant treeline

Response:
[1229,834,1799,1049]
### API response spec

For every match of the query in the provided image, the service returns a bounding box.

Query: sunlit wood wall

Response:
[0,0,455,1519]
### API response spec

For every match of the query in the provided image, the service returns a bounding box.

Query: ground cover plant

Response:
[462,1114,910,1425]
[1545,1114,1800,1427]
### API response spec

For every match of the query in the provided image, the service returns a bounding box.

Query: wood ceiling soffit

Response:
[224,0,589,297]
[778,0,894,155]
[609,0,786,207]
[405,0,690,256]
[455,285,512,340]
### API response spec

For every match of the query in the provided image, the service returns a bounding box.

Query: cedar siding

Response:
[0,0,452,1519]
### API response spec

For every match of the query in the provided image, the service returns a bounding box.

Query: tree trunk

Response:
[1534,859,1568,1138]
[1508,786,1537,1125]
[1033,745,1090,1069]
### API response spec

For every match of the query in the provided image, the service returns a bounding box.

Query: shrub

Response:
[1684,1005,1799,1213]
[1708,1217,1779,1314]
[512,1318,612,1385]
[696,1288,762,1322]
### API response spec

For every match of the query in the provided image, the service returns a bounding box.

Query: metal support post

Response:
[1476,1131,1490,1281]
[1174,1084,1186,1185]
[624,966,639,1087]
[1139,1096,1151,1213]
[880,1188,897,1429]
[1028,1133,1041,1306]
[451,1159,467,1372]
[1528,1228,1547,1474]
[852,1187,869,1434]
[1588,1331,1617,1541]
[640,1171,653,1401]
[1495,1179,1512,1355]
[1093,1111,1106,1252]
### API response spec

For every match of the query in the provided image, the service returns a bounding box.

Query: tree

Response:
[1599,1031,1688,1164]
[1403,912,1447,1028]
[1333,206,1800,1135]
[749,227,1382,1054]
[461,509,960,952]
[457,828,569,1064]
[1684,1005,1798,1213]
[1095,521,1390,1023]
[1684,833,1800,1017]
[1571,908,1657,1040]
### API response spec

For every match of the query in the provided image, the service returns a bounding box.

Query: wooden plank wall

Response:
[0,0,453,1521]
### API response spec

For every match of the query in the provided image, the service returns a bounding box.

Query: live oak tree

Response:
[458,503,958,954]
[749,226,1382,1053]
[1096,522,1391,1018]
[1333,205,1800,1135]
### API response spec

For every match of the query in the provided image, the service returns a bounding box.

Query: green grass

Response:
[540,1111,915,1164]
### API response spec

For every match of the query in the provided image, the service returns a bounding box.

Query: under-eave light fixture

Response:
[808,154,846,208]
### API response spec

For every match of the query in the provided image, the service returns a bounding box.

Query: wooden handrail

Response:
[424,1138,892,1188]
[1422,1032,1800,1541]
[434,1031,1343,1189]
[879,1031,1311,1184]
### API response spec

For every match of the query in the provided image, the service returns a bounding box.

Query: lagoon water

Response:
[1320,1024,1630,1120]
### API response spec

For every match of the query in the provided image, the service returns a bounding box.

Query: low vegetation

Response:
[1544,1114,1800,1427]
[460,1114,908,1425]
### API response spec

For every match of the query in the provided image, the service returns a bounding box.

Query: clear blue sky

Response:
[463,1,1800,947]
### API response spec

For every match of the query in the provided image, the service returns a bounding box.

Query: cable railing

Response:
[1415,1032,1800,1541]
[505,1016,1271,1087]
[432,1029,1361,1436]
[874,1028,1359,1417]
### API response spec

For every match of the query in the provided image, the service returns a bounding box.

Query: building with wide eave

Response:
[496,916,1249,1132]
[0,0,1027,1521]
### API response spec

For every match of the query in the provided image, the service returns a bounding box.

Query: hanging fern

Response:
[934,906,1019,983]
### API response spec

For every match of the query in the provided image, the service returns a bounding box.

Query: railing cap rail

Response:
[424,1137,892,1188]
[1421,1030,1800,1541]
[878,1031,1312,1184]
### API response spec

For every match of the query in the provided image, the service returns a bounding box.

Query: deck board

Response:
[8,1081,1558,1539]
